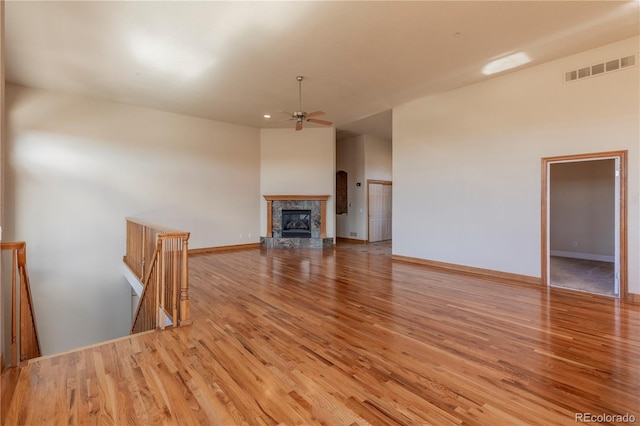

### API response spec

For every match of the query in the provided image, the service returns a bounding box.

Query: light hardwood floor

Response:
[2,241,639,425]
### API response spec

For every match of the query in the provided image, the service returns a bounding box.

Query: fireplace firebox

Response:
[281,210,311,238]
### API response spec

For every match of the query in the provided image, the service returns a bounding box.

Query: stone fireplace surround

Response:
[261,195,334,248]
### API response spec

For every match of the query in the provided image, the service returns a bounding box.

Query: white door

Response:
[369,182,392,242]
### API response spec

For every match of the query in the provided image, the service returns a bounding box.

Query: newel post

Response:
[10,249,17,366]
[156,237,165,330]
[179,236,192,326]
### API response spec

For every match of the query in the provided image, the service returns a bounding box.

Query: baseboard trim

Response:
[123,262,143,297]
[336,237,367,244]
[625,292,640,305]
[550,250,614,263]
[392,254,541,288]
[189,243,260,255]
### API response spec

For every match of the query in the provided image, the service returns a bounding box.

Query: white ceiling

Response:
[5,1,639,141]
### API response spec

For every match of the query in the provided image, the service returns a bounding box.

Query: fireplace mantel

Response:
[263,195,330,202]
[262,195,332,248]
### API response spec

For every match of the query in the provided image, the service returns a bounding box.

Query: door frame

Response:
[541,150,627,298]
[367,180,392,242]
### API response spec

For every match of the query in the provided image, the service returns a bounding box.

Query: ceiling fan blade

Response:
[295,121,303,131]
[307,118,333,126]
[306,111,325,118]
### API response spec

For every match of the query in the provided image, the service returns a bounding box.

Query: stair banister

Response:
[1,241,41,366]
[124,219,191,334]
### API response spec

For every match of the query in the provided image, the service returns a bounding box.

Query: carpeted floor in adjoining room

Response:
[550,256,615,296]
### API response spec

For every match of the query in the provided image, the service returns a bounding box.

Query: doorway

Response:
[541,151,627,298]
[368,180,392,242]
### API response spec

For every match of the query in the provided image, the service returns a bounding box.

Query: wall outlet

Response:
[572,241,578,247]
[248,233,251,238]
[350,232,357,237]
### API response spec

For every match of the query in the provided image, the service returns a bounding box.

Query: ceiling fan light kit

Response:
[276,76,333,131]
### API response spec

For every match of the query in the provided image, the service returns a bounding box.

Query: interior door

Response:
[368,181,392,242]
[544,154,623,297]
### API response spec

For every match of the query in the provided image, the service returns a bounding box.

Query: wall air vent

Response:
[564,54,637,83]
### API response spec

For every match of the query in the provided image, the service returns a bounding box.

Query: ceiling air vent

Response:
[564,53,637,83]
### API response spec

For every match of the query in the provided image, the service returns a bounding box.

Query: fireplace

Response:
[261,195,333,248]
[282,210,311,238]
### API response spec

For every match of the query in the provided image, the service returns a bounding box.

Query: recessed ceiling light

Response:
[263,114,271,119]
[482,52,531,75]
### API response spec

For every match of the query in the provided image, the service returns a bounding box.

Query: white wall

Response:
[0,0,5,367]
[5,85,260,355]
[393,36,639,294]
[336,135,365,239]
[260,128,336,238]
[364,134,392,182]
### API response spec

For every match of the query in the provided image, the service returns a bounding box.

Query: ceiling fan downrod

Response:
[297,75,304,115]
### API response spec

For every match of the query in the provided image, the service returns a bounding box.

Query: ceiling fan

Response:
[277,76,333,131]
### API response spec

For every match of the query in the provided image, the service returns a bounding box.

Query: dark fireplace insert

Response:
[282,209,312,238]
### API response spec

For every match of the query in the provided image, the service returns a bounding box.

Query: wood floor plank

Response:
[2,241,639,425]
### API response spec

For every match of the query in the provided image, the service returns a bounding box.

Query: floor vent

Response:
[565,54,636,83]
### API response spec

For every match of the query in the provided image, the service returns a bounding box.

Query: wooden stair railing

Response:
[1,242,41,366]
[124,219,191,334]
